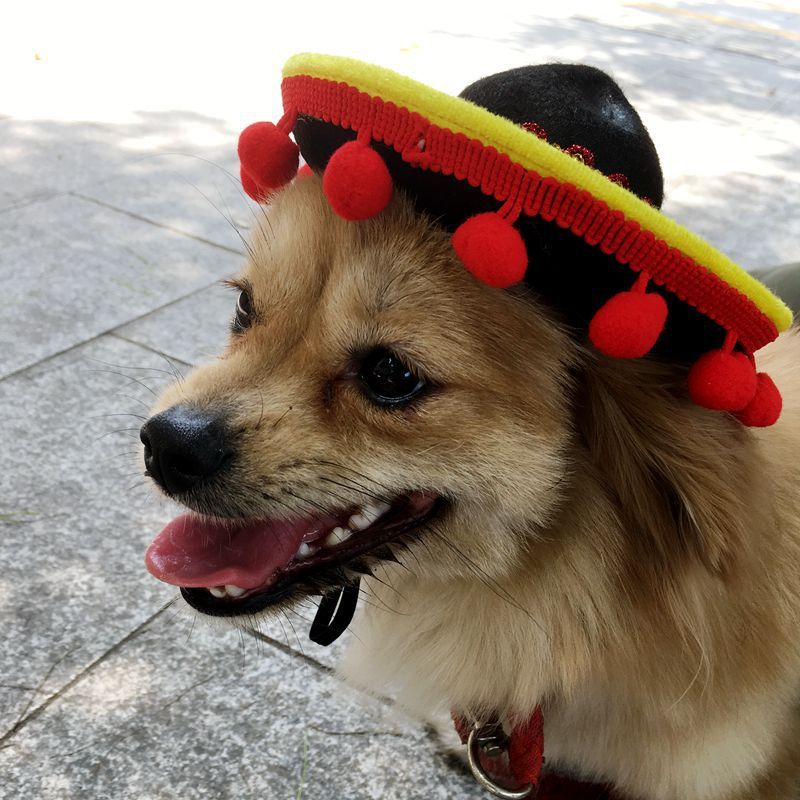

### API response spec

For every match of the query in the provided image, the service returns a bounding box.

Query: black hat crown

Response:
[460,64,664,207]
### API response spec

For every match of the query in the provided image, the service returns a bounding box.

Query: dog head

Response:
[142,177,578,619]
[140,172,772,729]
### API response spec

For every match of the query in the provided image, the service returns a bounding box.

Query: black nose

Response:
[140,405,233,495]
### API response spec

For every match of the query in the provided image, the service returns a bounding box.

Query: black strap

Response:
[309,581,360,646]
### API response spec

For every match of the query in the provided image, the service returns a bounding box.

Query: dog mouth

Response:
[144,491,441,617]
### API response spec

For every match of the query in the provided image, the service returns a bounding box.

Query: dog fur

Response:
[150,177,800,799]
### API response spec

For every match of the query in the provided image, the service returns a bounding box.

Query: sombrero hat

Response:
[237,53,793,427]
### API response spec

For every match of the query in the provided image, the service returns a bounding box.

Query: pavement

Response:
[1,1,798,798]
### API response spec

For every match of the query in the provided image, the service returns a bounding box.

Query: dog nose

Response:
[140,405,233,495]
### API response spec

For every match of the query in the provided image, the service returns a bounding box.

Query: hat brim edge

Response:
[282,52,793,338]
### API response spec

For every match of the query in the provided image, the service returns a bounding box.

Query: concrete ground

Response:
[1,2,798,798]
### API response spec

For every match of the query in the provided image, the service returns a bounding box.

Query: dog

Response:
[140,172,800,799]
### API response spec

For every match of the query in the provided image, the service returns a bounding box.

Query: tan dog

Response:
[142,177,800,800]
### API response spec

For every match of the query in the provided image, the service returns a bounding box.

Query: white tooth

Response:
[297,542,315,559]
[209,586,226,598]
[348,502,391,531]
[326,526,353,547]
[363,501,392,523]
[347,513,371,532]
[224,584,245,597]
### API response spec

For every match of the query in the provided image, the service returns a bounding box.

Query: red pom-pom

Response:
[735,373,782,427]
[298,163,314,178]
[322,140,393,220]
[688,349,757,411]
[239,167,261,201]
[451,213,528,289]
[589,290,667,358]
[238,121,299,201]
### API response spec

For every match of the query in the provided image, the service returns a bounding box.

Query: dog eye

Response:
[232,290,253,333]
[357,348,426,407]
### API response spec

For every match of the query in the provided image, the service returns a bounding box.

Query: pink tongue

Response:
[145,514,311,589]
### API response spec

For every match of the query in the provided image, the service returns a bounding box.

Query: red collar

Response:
[452,707,615,799]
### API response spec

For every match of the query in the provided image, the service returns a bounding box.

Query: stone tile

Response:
[0,611,479,800]
[2,10,798,798]
[0,193,243,379]
[0,114,243,212]
[0,321,456,789]
[499,15,800,268]
[0,335,186,731]
[0,118,127,209]
[114,281,237,367]
[0,188,16,207]
[754,262,800,315]
[574,1,800,68]
[663,169,800,270]
[0,104,281,254]
[504,14,800,128]
[0,333,357,737]
[74,149,257,254]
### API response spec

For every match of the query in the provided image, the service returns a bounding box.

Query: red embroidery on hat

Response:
[564,144,596,168]
[608,172,631,190]
[521,121,548,140]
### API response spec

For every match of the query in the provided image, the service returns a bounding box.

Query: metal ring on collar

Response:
[466,724,534,799]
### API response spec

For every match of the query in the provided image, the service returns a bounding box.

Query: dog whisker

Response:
[111,392,151,410]
[99,450,140,463]
[268,403,291,431]
[425,522,548,638]
[85,356,180,377]
[185,611,197,645]
[281,489,331,516]
[352,588,399,618]
[312,461,396,494]
[360,571,409,610]
[177,175,255,262]
[317,476,388,504]
[269,613,293,654]
[156,351,187,391]
[237,627,247,671]
[152,152,242,187]
[93,427,141,442]
[300,479,390,514]
[259,492,307,519]
[93,412,149,422]
[85,368,161,397]
[280,610,307,658]
[253,392,266,431]
[150,152,265,249]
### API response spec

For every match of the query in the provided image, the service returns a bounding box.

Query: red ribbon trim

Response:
[282,74,778,354]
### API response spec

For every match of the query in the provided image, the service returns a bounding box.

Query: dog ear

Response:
[574,354,763,577]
